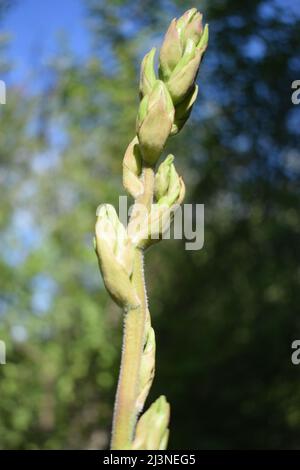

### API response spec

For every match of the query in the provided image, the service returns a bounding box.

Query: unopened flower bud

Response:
[155,155,184,207]
[123,137,144,198]
[95,204,139,310]
[140,48,157,98]
[132,395,170,450]
[136,316,156,413]
[176,8,197,33]
[136,80,174,165]
[159,19,183,81]
[129,158,185,248]
[177,8,203,48]
[197,23,209,52]
[167,46,202,104]
[171,84,198,135]
[154,154,174,201]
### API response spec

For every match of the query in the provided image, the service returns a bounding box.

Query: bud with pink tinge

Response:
[136,80,174,165]
[159,8,209,105]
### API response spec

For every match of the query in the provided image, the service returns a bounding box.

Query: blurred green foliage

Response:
[0,0,300,449]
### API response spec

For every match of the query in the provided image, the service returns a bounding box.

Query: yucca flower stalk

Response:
[94,8,208,450]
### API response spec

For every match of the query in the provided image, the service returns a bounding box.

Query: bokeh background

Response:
[0,0,300,449]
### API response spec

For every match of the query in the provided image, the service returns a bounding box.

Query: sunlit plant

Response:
[94,8,208,450]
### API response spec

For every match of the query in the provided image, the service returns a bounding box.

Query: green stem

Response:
[110,165,154,450]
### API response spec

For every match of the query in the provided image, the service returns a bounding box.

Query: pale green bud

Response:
[146,190,185,247]
[136,80,174,165]
[159,8,207,82]
[159,429,170,450]
[177,9,203,48]
[176,8,198,38]
[171,84,198,135]
[167,47,202,104]
[177,176,186,205]
[136,319,156,412]
[96,204,120,252]
[95,204,139,309]
[158,165,180,206]
[147,80,174,116]
[159,19,183,81]
[137,94,149,124]
[123,137,144,199]
[140,48,157,98]
[131,395,170,450]
[171,38,196,76]
[197,23,209,52]
[128,166,185,248]
[154,154,174,201]
[159,9,208,105]
[155,155,183,207]
[96,204,134,275]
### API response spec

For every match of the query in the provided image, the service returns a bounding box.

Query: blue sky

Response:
[3,0,300,85]
[3,0,90,82]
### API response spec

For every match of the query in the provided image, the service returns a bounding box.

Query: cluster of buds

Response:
[135,7,208,166]
[127,154,185,247]
[123,8,208,247]
[95,8,208,450]
[97,8,208,305]
[154,154,185,207]
[145,154,185,245]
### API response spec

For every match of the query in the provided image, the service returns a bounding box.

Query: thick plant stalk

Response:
[94,8,208,450]
[111,250,147,449]
[111,166,155,449]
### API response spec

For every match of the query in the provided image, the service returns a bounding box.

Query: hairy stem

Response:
[138,165,155,210]
[111,165,154,450]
